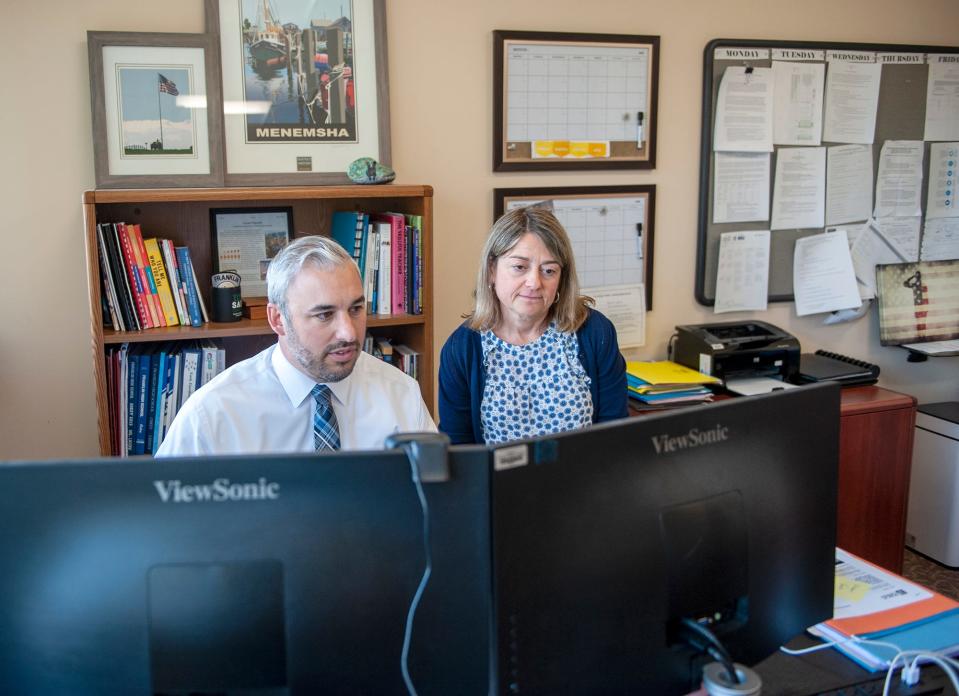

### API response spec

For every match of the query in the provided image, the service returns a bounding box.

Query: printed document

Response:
[848,220,907,299]
[714,230,770,313]
[772,146,826,230]
[822,61,882,144]
[874,141,924,218]
[826,144,873,225]
[874,217,921,261]
[926,142,959,220]
[584,283,645,348]
[713,152,770,223]
[925,57,959,142]
[922,218,959,261]
[793,229,862,316]
[833,548,931,620]
[714,66,773,152]
[772,61,824,145]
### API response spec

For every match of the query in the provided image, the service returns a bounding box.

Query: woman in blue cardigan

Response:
[438,206,628,445]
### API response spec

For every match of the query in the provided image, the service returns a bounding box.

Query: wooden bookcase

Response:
[82,185,434,456]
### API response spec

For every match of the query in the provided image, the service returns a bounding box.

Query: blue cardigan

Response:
[438,308,628,444]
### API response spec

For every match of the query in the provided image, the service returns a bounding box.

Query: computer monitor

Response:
[0,448,491,695]
[489,381,841,694]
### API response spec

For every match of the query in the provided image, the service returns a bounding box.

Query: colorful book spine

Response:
[116,223,152,328]
[377,223,392,315]
[331,211,363,265]
[127,224,164,327]
[126,346,138,455]
[392,218,407,314]
[144,238,180,326]
[175,246,204,327]
[160,238,190,325]
[414,215,424,314]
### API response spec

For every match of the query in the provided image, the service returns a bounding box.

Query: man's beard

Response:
[285,323,359,383]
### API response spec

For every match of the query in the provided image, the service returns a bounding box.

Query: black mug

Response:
[211,272,243,322]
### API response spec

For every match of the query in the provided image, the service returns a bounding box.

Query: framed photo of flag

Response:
[87,31,225,188]
[206,0,391,185]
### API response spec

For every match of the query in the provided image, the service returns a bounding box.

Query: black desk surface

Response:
[755,636,957,695]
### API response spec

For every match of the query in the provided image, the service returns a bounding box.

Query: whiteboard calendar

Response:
[494,31,659,171]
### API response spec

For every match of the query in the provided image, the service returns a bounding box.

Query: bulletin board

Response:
[695,38,959,306]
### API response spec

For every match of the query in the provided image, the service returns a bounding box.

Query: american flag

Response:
[158,74,179,96]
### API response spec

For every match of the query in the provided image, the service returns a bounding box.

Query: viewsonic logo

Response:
[651,424,729,454]
[153,477,280,503]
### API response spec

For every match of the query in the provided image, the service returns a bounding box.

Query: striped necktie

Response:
[311,384,341,451]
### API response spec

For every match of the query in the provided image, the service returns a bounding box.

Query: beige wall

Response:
[2,0,957,459]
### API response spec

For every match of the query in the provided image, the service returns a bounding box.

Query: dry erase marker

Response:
[636,112,645,147]
[636,223,643,258]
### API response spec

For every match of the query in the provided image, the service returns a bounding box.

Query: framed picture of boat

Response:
[206,0,391,185]
[87,31,225,188]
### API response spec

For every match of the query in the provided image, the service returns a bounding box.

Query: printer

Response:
[673,321,800,383]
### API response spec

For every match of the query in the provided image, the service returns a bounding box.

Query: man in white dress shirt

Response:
[157,235,435,456]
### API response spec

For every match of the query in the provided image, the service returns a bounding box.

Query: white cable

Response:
[779,634,904,657]
[401,459,432,696]
[882,650,959,696]
[780,636,959,695]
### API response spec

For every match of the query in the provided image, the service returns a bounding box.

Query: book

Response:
[179,343,202,408]
[363,223,378,313]
[393,219,408,314]
[95,225,124,331]
[101,223,139,332]
[159,346,181,448]
[129,345,153,456]
[808,549,959,671]
[146,346,167,454]
[128,224,164,327]
[375,221,392,315]
[189,254,210,323]
[117,223,153,328]
[412,215,423,314]
[371,213,406,314]
[393,344,418,379]
[160,238,190,326]
[199,341,221,385]
[331,211,368,276]
[124,344,136,456]
[144,238,181,326]
[175,246,204,327]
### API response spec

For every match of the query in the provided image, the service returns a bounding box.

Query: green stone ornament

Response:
[347,157,395,184]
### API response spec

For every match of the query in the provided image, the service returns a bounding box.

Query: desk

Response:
[631,385,917,573]
[754,635,957,695]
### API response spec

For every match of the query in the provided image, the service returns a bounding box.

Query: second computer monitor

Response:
[490,382,841,694]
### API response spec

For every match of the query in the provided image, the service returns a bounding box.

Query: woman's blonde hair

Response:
[467,205,591,333]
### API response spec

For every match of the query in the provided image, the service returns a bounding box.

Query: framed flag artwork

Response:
[87,31,225,188]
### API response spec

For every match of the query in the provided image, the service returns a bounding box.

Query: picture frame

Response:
[494,185,656,310]
[205,0,391,185]
[493,30,659,172]
[210,207,293,298]
[87,32,225,188]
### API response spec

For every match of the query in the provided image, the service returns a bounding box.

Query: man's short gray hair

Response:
[267,235,356,317]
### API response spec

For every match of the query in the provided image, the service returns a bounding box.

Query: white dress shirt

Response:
[157,344,436,456]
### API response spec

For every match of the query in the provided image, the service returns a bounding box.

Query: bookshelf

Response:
[83,185,434,456]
